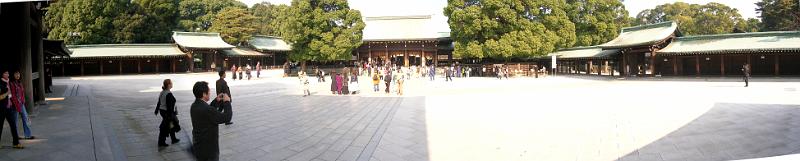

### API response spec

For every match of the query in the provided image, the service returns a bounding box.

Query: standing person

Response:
[372,70,380,92]
[245,64,252,80]
[215,70,233,125]
[238,66,243,80]
[335,73,343,95]
[330,72,337,94]
[445,66,453,82]
[155,79,179,147]
[45,68,53,93]
[231,65,237,80]
[742,63,751,87]
[10,71,34,140]
[397,70,405,95]
[299,71,311,96]
[429,65,435,81]
[384,70,393,94]
[0,71,23,149]
[341,70,349,95]
[349,73,359,94]
[190,81,232,161]
[496,66,503,80]
[316,68,323,82]
[256,62,261,78]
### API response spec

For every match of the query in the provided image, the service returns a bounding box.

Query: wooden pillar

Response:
[137,59,142,74]
[80,60,85,76]
[118,60,123,74]
[155,59,160,74]
[34,13,46,106]
[172,59,176,73]
[588,60,593,75]
[404,48,409,67]
[61,59,65,76]
[672,56,678,76]
[622,53,628,77]
[188,51,194,72]
[695,55,700,77]
[775,55,780,76]
[649,50,656,76]
[21,3,35,110]
[720,55,726,76]
[99,60,104,75]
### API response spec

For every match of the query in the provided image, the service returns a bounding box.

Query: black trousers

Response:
[744,76,749,86]
[158,110,178,144]
[0,107,20,145]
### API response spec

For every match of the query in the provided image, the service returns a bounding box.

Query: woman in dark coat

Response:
[330,71,337,94]
[155,79,180,147]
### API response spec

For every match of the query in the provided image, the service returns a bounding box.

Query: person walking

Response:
[330,72,337,94]
[742,63,751,87]
[231,64,237,80]
[155,79,179,147]
[215,70,233,125]
[397,70,405,95]
[335,73,343,95]
[245,64,252,80]
[372,70,380,92]
[298,71,311,96]
[341,71,349,95]
[256,62,261,78]
[349,73,359,94]
[384,70,393,94]
[0,70,23,149]
[429,65,435,81]
[190,81,232,161]
[238,66,244,80]
[10,71,34,140]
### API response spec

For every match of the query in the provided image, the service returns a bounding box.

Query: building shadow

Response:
[618,103,800,161]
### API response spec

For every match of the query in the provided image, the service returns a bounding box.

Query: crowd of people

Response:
[230,62,262,81]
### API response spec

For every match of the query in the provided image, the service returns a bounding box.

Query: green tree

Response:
[634,2,748,35]
[735,18,762,32]
[756,0,800,31]
[251,2,289,36]
[44,0,128,44]
[567,0,631,46]
[281,0,366,69]
[178,0,247,32]
[209,7,257,46]
[444,0,576,60]
[135,0,180,42]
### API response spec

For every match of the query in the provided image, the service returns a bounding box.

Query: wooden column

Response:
[172,59,176,73]
[188,51,194,72]
[155,59,160,74]
[61,60,65,76]
[720,55,726,76]
[118,60,122,74]
[622,53,628,77]
[80,60,85,76]
[99,61,104,75]
[672,56,678,76]
[775,55,780,76]
[137,59,142,74]
[695,55,700,77]
[649,50,656,76]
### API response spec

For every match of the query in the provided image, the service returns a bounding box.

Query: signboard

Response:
[551,55,556,69]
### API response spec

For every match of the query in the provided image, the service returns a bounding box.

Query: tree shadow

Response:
[618,103,800,161]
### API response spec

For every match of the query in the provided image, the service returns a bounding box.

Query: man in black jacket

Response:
[190,81,232,161]
[215,70,233,125]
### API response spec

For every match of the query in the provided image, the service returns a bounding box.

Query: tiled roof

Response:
[549,46,620,59]
[658,31,800,55]
[172,32,235,49]
[599,21,679,49]
[249,36,291,51]
[67,44,185,58]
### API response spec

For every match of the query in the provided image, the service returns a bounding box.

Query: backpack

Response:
[372,74,379,80]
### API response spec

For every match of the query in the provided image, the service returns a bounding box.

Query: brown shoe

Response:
[13,144,24,149]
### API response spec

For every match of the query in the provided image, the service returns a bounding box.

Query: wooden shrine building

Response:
[549,46,621,76]
[248,35,291,67]
[598,21,680,77]
[55,44,187,76]
[657,31,800,76]
[356,15,453,67]
[172,31,235,72]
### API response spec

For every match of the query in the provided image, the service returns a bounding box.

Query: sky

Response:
[237,0,761,32]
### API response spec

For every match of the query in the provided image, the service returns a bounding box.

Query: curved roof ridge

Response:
[621,21,675,33]
[677,31,800,41]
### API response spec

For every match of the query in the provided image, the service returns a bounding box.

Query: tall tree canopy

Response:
[251,2,289,37]
[567,0,631,46]
[634,2,754,35]
[177,0,247,32]
[281,0,365,64]
[444,0,576,60]
[756,0,800,31]
[44,0,128,44]
[209,7,257,46]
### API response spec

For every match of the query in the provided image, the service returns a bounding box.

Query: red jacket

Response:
[10,81,24,112]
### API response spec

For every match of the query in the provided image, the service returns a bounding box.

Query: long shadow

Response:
[618,103,800,161]
[558,74,800,82]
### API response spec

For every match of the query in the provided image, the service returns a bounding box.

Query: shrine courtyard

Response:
[2,70,800,161]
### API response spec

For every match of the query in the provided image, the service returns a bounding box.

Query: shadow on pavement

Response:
[618,103,800,161]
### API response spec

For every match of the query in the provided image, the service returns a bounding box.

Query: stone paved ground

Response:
[3,70,800,161]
